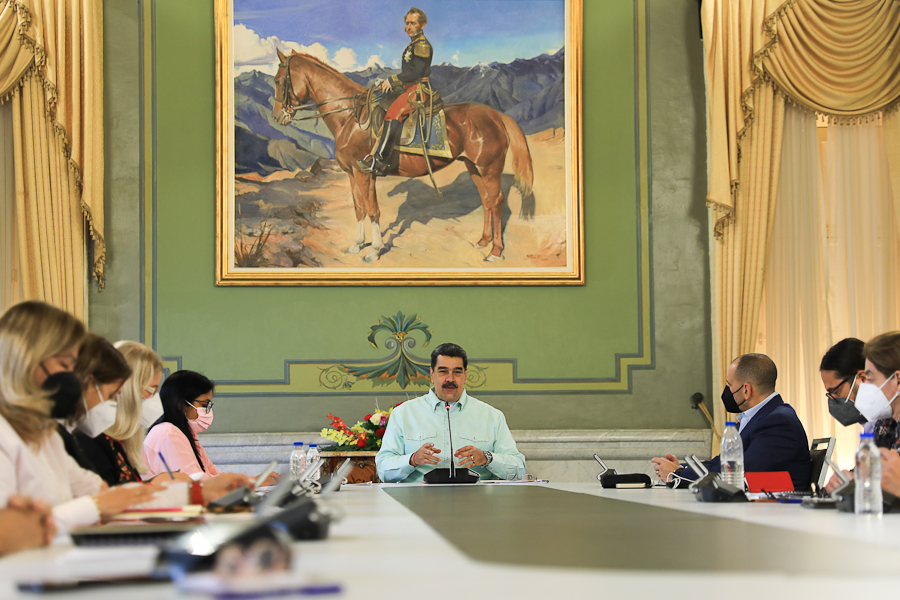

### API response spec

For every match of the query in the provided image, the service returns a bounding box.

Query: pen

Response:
[158,452,175,480]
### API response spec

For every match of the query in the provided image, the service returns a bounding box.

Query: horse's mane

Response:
[289,51,364,91]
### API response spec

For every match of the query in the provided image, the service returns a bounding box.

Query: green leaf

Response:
[383,314,400,332]
[367,323,391,348]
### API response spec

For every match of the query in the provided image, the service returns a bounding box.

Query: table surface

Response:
[2,482,899,599]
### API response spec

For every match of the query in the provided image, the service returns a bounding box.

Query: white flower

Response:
[370,413,382,426]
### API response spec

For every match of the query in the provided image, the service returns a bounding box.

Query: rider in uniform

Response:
[358,7,433,176]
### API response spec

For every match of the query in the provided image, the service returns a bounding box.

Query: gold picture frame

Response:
[215,0,583,286]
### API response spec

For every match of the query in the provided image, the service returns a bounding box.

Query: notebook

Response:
[70,518,206,547]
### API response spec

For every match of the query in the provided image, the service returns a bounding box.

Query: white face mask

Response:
[76,383,119,438]
[855,374,900,422]
[139,391,164,428]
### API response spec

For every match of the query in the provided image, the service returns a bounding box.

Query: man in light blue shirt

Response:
[376,343,526,483]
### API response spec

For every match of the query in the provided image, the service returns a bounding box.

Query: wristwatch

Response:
[482,451,493,466]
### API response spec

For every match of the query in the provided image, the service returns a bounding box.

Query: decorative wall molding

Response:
[142,2,655,399]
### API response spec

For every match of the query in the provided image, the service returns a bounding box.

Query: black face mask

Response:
[41,367,83,419]
[721,384,745,414]
[827,396,868,427]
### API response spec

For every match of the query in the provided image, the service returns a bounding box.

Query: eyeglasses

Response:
[185,400,214,414]
[825,375,854,401]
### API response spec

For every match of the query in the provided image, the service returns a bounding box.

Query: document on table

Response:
[109,504,203,520]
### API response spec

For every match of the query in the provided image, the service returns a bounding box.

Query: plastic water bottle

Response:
[720,421,744,488]
[306,444,321,481]
[855,432,883,516]
[290,442,307,481]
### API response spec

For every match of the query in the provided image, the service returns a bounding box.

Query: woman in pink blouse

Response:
[143,370,281,485]
[143,370,221,481]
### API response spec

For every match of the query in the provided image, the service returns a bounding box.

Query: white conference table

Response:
[1,482,899,599]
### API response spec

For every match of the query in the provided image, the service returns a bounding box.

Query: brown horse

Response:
[271,48,534,262]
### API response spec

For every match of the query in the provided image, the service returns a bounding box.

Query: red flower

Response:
[357,437,366,447]
[364,414,372,421]
[376,427,386,437]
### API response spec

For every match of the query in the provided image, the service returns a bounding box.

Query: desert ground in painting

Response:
[233,128,568,269]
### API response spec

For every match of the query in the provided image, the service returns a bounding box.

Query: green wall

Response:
[93,0,712,433]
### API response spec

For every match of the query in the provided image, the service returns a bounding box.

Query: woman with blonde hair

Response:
[0,301,157,533]
[112,341,165,471]
[97,340,173,482]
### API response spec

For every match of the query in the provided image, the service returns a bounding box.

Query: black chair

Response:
[809,437,836,494]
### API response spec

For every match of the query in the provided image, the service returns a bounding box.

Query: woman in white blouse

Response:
[0,301,157,534]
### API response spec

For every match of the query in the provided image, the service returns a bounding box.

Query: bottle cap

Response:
[860,432,874,439]
[294,442,304,447]
[308,444,317,448]
[725,421,736,427]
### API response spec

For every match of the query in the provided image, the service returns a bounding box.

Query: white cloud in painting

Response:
[451,50,460,65]
[361,55,385,70]
[233,24,383,76]
[543,44,563,56]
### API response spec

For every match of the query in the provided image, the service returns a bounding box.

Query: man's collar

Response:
[736,391,778,427]
[427,387,469,410]
[409,32,425,43]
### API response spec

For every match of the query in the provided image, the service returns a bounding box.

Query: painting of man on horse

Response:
[356,7,436,179]
[222,0,578,282]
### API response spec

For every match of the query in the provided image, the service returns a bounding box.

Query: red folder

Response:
[744,471,794,493]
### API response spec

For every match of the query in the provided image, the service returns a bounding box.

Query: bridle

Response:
[277,54,366,123]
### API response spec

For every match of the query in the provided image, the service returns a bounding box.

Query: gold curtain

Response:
[704,0,785,432]
[887,118,900,241]
[0,0,104,318]
[762,0,900,117]
[764,0,900,245]
[704,0,900,435]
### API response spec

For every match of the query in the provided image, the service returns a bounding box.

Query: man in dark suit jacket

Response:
[652,353,812,491]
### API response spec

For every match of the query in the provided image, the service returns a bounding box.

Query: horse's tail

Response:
[499,112,534,202]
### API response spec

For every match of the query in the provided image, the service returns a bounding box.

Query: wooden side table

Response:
[320,450,380,483]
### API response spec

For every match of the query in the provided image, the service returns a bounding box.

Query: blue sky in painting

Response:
[233,0,565,75]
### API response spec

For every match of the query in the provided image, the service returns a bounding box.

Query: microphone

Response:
[445,401,456,478]
[423,395,479,485]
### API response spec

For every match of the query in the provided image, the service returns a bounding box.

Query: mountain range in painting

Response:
[234,47,565,175]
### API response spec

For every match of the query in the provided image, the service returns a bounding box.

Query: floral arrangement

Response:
[320,404,401,451]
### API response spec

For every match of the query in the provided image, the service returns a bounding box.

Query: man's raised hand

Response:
[410,442,441,467]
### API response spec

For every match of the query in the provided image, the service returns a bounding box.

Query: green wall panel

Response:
[96,0,713,433]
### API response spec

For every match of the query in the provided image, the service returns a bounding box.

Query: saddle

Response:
[355,82,448,190]
[366,85,444,144]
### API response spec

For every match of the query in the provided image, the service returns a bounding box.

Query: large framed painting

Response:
[215,0,582,286]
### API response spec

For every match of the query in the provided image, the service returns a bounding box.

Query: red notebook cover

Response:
[744,471,794,493]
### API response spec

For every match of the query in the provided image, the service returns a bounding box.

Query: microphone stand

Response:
[446,402,456,479]
[691,392,722,447]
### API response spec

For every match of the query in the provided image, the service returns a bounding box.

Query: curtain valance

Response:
[0,1,33,99]
[762,0,900,118]
[705,0,900,234]
[0,0,104,309]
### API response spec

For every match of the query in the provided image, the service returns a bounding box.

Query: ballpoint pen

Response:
[158,452,176,480]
